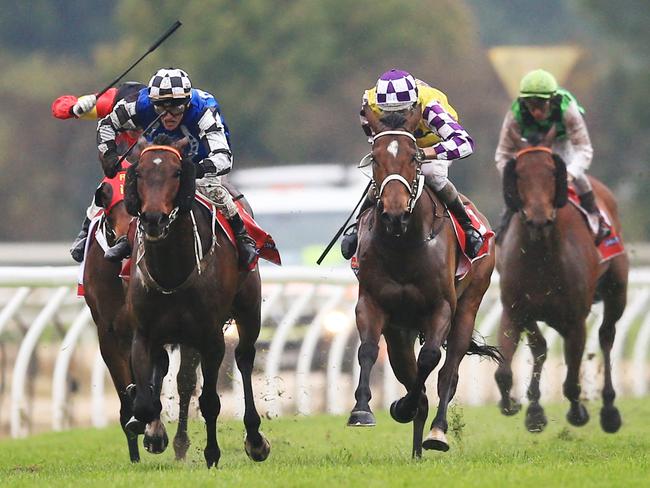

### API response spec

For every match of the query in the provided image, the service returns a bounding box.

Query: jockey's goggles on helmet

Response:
[153,99,188,116]
[522,97,550,111]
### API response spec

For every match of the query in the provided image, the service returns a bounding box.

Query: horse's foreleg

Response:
[563,322,589,427]
[523,322,548,432]
[348,294,385,427]
[130,330,158,424]
[142,346,169,454]
[173,345,200,460]
[198,339,225,469]
[494,311,523,416]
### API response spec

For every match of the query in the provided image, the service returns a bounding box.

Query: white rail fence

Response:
[1,265,650,438]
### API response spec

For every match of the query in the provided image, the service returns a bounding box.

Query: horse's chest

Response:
[371,280,431,314]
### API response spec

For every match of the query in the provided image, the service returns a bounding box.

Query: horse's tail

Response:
[466,333,503,363]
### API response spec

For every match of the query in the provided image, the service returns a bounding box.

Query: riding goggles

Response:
[153,101,188,116]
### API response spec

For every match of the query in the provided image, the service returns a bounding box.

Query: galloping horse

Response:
[123,135,270,468]
[494,129,628,433]
[348,108,500,457]
[83,168,203,462]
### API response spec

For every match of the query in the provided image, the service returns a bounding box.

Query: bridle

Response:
[370,130,426,214]
[513,145,558,222]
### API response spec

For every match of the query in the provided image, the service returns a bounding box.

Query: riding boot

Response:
[228,212,258,270]
[341,195,375,260]
[436,181,484,259]
[579,190,610,245]
[495,208,515,245]
[70,217,91,263]
[104,235,132,262]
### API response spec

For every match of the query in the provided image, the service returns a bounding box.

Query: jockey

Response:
[341,69,483,259]
[495,69,609,243]
[52,82,146,263]
[96,67,257,269]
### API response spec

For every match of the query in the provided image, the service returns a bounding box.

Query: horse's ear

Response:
[363,104,383,134]
[552,153,568,208]
[503,158,522,211]
[542,124,557,147]
[94,182,113,208]
[404,104,421,133]
[508,125,526,152]
[176,158,196,213]
[124,164,141,216]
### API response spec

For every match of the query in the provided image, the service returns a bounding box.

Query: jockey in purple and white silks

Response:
[97,67,257,268]
[494,69,608,244]
[341,69,483,259]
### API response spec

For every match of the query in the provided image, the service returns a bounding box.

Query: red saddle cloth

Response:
[567,187,625,263]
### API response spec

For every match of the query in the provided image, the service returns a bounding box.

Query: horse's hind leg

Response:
[523,322,548,433]
[96,326,140,462]
[384,327,425,458]
[562,322,590,427]
[494,311,523,416]
[173,345,200,460]
[198,338,226,469]
[597,259,628,433]
[348,294,385,427]
[232,288,270,462]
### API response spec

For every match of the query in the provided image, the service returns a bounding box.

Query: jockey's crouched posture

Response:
[495,69,609,244]
[96,68,257,269]
[341,69,483,259]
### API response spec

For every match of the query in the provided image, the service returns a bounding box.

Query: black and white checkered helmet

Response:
[148,68,192,102]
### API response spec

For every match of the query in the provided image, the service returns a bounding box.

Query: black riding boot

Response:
[579,190,610,245]
[436,181,484,259]
[70,217,91,263]
[229,213,258,269]
[495,208,515,245]
[104,235,132,262]
[340,195,375,260]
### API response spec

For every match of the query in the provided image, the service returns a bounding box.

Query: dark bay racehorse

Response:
[84,171,203,462]
[495,130,628,433]
[123,136,270,468]
[348,107,500,457]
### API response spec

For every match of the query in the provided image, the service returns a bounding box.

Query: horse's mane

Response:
[380,112,408,130]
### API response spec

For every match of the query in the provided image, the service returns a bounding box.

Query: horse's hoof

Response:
[205,446,221,469]
[125,416,145,435]
[173,432,191,461]
[347,410,376,427]
[600,405,622,433]
[499,397,522,416]
[245,432,271,462]
[390,399,417,424]
[144,422,169,454]
[422,427,449,452]
[567,402,590,427]
[525,403,547,433]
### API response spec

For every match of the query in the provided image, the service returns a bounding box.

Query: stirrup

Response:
[340,223,358,260]
[463,227,483,259]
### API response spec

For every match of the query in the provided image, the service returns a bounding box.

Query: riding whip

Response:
[96,20,182,98]
[316,180,372,265]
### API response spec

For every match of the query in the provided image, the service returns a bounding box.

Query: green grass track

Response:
[1,397,649,487]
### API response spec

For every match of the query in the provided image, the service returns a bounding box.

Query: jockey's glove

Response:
[72,94,97,117]
[196,160,218,179]
[101,150,120,178]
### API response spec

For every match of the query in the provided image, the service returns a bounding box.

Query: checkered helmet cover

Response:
[375,69,418,111]
[148,68,192,101]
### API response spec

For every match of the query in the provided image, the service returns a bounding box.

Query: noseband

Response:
[371,131,425,214]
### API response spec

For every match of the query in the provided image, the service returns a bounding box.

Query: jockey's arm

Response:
[495,111,520,175]
[421,101,474,161]
[563,101,594,178]
[196,108,233,177]
[51,88,118,120]
[97,97,140,176]
[359,92,373,138]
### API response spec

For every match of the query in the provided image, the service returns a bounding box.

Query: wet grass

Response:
[1,397,649,487]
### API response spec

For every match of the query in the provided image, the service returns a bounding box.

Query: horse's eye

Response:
[175,170,182,178]
[134,171,141,179]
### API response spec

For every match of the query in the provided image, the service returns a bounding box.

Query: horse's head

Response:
[364,105,425,237]
[94,167,133,244]
[124,135,195,240]
[503,126,568,240]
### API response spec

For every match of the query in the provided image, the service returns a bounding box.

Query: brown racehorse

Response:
[348,107,500,457]
[123,135,270,468]
[84,171,203,462]
[494,130,628,433]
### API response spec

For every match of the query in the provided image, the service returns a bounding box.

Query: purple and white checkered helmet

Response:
[148,68,192,102]
[375,69,418,111]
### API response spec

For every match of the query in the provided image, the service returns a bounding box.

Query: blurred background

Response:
[0,0,648,250]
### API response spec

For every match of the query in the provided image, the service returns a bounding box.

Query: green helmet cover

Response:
[519,69,558,99]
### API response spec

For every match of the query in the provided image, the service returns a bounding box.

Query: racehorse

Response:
[123,135,270,468]
[83,169,203,462]
[348,107,500,457]
[494,128,628,433]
